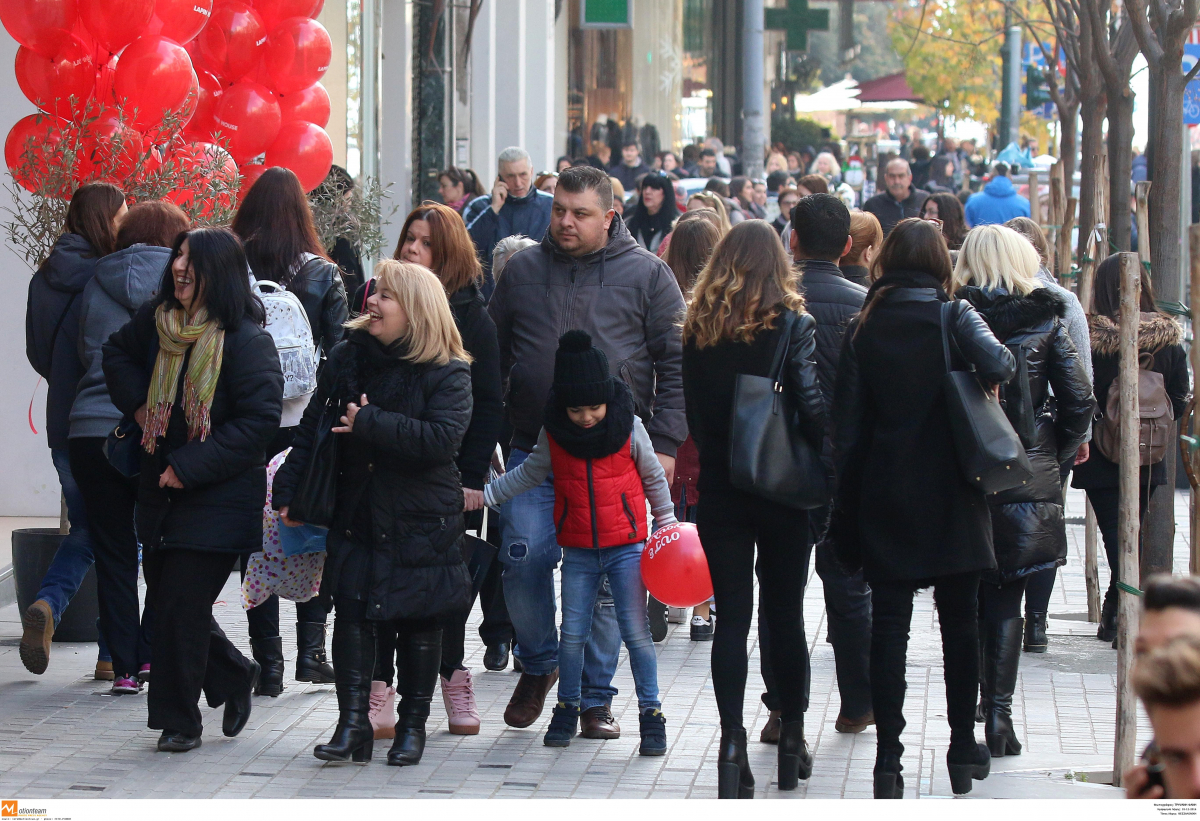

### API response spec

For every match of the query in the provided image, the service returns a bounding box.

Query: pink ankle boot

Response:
[370,680,396,740]
[441,668,481,735]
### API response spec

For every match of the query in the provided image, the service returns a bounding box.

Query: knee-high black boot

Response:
[313,619,376,763]
[388,628,442,766]
[982,617,1023,757]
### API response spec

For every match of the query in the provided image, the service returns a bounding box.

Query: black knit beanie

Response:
[553,330,615,407]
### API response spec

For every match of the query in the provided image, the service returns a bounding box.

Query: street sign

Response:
[1184,44,1200,125]
[764,0,830,52]
[581,0,631,29]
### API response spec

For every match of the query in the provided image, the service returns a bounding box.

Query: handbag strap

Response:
[768,309,797,384]
[940,300,954,374]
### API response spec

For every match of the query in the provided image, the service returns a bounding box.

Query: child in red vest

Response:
[483,330,676,755]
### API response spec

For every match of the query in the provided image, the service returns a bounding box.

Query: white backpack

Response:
[254,279,318,403]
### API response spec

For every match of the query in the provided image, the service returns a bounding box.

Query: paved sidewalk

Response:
[0,488,1166,799]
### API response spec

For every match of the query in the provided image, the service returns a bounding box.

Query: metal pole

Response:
[742,0,766,180]
[1029,169,1042,228]
[1005,12,1022,148]
[999,3,1013,147]
[1113,251,1142,789]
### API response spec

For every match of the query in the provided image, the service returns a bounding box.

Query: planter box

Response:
[12,528,99,643]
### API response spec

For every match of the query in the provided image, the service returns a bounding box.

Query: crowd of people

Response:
[17,134,1195,800]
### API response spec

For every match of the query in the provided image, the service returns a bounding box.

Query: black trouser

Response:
[144,548,254,737]
[698,487,810,729]
[1023,567,1056,612]
[67,437,152,678]
[439,506,511,677]
[978,577,1029,623]
[1086,486,1150,597]
[871,571,980,758]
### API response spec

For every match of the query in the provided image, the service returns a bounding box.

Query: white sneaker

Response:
[667,607,688,624]
[441,668,481,735]
[369,680,396,740]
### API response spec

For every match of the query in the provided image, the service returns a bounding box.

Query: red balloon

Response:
[147,0,213,44]
[641,523,713,608]
[183,69,225,141]
[74,109,145,183]
[15,39,97,117]
[79,0,154,55]
[263,120,330,191]
[237,162,266,201]
[252,0,320,31]
[277,81,329,128]
[4,113,68,193]
[164,140,237,216]
[196,1,266,82]
[213,80,281,164]
[112,35,197,133]
[262,16,330,96]
[0,0,79,58]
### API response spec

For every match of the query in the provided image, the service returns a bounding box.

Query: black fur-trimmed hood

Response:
[1089,312,1184,357]
[955,285,1067,340]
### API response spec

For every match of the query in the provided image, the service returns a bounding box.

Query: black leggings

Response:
[871,572,980,758]
[1086,486,1150,596]
[978,577,1029,623]
[697,486,810,729]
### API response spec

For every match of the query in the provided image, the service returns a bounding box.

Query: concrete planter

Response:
[12,528,98,642]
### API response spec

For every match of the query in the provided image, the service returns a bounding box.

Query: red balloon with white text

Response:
[195,1,266,82]
[640,523,713,608]
[147,0,214,44]
[14,39,97,117]
[0,0,80,58]
[111,35,197,133]
[78,0,155,55]
[213,80,281,164]
[262,16,331,96]
[263,119,330,192]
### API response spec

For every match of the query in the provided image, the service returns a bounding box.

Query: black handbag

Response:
[728,311,830,509]
[104,418,142,479]
[940,301,1033,495]
[287,395,340,527]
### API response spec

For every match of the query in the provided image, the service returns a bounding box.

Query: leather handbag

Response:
[728,311,830,509]
[287,395,340,527]
[104,418,142,479]
[940,301,1033,495]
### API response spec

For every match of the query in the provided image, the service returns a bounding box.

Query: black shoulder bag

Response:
[287,395,341,527]
[940,301,1033,495]
[729,311,830,509]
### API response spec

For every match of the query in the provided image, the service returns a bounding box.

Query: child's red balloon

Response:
[641,522,713,608]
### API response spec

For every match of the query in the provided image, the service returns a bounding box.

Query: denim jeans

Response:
[559,543,659,711]
[499,448,620,709]
[37,449,96,628]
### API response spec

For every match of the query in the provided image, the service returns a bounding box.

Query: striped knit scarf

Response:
[142,305,224,453]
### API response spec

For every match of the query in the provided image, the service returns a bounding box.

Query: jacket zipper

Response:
[557,499,569,536]
[621,493,637,535]
[587,458,599,549]
[562,260,579,338]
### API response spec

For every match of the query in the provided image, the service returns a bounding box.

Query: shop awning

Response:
[856,72,924,104]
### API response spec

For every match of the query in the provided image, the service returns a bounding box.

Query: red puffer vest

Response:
[547,434,647,549]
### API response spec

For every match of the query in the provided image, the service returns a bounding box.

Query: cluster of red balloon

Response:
[2,0,335,205]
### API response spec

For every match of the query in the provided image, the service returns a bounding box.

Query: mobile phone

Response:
[1142,742,1166,795]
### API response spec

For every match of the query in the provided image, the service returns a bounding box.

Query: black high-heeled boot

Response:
[717,727,755,799]
[1023,612,1048,653]
[1097,588,1118,643]
[982,618,1023,757]
[388,628,442,767]
[314,619,376,763]
[873,752,904,799]
[251,636,285,697]
[777,718,813,790]
[946,741,991,795]
[296,622,336,683]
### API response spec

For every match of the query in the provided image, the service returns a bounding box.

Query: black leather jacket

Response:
[286,256,349,357]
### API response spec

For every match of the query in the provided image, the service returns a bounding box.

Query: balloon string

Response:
[27,377,41,435]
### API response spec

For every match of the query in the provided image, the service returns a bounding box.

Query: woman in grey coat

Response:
[68,201,191,691]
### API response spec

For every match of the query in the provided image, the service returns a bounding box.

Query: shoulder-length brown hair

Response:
[66,182,125,257]
[393,201,482,294]
[665,214,721,296]
[231,167,329,286]
[858,218,953,333]
[683,220,805,349]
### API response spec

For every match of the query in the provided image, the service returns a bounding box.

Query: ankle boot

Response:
[388,628,441,767]
[251,636,285,697]
[296,622,336,683]
[946,741,991,795]
[717,727,755,799]
[314,619,376,763]
[777,718,813,790]
[1098,588,1118,643]
[1023,611,1048,653]
[873,752,904,799]
[975,629,987,722]
[982,617,1023,757]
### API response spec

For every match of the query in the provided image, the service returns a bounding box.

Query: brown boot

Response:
[20,600,54,675]
[503,669,559,728]
[759,710,781,744]
[580,704,621,739]
[835,710,875,734]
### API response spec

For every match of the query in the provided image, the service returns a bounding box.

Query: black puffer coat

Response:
[102,303,284,553]
[272,332,473,621]
[796,260,867,405]
[957,285,1095,582]
[449,283,503,490]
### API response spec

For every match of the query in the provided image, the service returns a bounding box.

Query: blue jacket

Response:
[466,188,554,299]
[965,176,1030,227]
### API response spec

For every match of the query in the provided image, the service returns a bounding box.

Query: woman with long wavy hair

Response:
[682,220,827,798]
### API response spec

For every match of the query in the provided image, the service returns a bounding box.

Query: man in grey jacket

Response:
[488,165,686,737]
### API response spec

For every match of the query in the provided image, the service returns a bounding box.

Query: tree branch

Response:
[1124,0,1166,69]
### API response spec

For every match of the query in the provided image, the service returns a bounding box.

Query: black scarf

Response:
[340,329,409,401]
[865,268,950,303]
[542,379,636,460]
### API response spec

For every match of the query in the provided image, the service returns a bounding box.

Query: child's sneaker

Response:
[441,668,481,735]
[111,675,142,694]
[639,709,667,756]
[370,681,396,740]
[137,664,151,683]
[543,702,580,747]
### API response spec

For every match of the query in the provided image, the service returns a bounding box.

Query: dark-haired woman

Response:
[625,174,679,253]
[1072,254,1190,644]
[68,201,192,693]
[831,218,1015,797]
[438,166,486,213]
[103,227,284,752]
[232,166,348,694]
[21,182,126,680]
[316,166,366,296]
[682,220,827,797]
[920,192,969,251]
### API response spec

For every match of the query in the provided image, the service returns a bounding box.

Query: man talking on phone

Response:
[466,146,554,299]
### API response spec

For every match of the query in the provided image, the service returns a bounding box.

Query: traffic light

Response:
[1026,65,1051,109]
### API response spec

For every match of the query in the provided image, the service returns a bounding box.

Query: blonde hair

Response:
[683,220,805,349]
[846,211,882,268]
[686,191,732,235]
[1134,635,1200,709]
[765,152,788,174]
[952,224,1043,296]
[347,260,471,366]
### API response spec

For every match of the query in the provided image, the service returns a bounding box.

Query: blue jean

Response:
[559,543,659,711]
[37,449,96,629]
[499,448,620,709]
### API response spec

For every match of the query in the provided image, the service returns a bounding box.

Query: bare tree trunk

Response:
[1077,101,1107,264]
[1148,62,1187,303]
[1107,88,1136,252]
[1058,100,1079,198]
